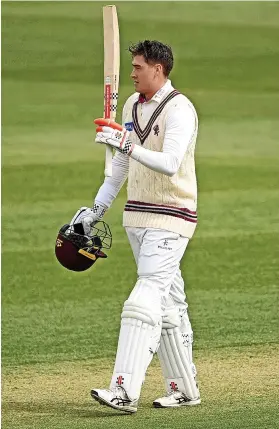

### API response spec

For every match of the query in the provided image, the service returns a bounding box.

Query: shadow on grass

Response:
[3,400,134,418]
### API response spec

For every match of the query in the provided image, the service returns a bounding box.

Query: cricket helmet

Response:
[55,221,112,272]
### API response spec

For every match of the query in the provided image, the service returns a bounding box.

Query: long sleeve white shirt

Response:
[95,80,197,208]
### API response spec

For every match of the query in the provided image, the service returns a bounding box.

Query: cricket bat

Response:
[103,5,120,177]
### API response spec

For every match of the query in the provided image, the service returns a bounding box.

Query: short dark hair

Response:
[128,40,173,77]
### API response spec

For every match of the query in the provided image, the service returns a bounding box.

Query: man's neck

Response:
[144,79,168,101]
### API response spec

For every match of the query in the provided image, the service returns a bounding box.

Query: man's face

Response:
[130,55,161,94]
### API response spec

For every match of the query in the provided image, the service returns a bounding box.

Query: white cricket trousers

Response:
[125,227,189,317]
[109,226,194,400]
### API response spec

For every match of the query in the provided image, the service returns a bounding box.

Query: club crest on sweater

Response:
[153,124,160,136]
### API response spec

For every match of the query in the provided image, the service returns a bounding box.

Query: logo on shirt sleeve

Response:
[124,122,134,131]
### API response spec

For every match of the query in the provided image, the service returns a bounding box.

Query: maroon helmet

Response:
[55,222,112,272]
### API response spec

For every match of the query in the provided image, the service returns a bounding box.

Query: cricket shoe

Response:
[91,386,138,414]
[153,391,201,408]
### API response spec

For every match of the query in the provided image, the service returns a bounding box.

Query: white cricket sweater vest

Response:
[123,90,198,239]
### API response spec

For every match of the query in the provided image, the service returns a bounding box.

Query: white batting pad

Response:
[180,311,195,372]
[110,294,161,401]
[157,310,199,399]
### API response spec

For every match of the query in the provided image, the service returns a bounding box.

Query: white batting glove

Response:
[95,126,135,155]
[70,204,107,235]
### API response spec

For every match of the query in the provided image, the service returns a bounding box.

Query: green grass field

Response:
[2,1,279,428]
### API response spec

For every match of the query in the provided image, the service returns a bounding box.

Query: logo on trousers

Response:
[158,239,172,251]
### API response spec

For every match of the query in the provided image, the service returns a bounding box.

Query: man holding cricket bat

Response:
[72,40,200,413]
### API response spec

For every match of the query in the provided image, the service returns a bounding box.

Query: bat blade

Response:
[103,5,120,177]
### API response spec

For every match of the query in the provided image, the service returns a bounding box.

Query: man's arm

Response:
[130,101,197,176]
[95,99,197,177]
[70,104,129,234]
[95,99,129,207]
[95,151,129,208]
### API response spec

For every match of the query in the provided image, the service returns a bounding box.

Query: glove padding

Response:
[94,118,135,155]
[70,204,107,235]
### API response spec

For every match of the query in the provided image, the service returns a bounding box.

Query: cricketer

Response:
[71,40,200,413]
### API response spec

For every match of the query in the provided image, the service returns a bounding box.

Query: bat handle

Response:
[105,145,113,177]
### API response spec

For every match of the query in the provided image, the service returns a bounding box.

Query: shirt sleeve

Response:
[94,102,129,207]
[94,151,129,208]
[130,99,197,177]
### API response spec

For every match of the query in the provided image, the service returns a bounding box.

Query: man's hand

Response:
[94,118,135,155]
[70,204,107,235]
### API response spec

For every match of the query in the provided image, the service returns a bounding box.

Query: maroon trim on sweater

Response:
[127,200,197,214]
[124,200,197,223]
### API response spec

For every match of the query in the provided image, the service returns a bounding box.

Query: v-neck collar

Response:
[132,89,180,145]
